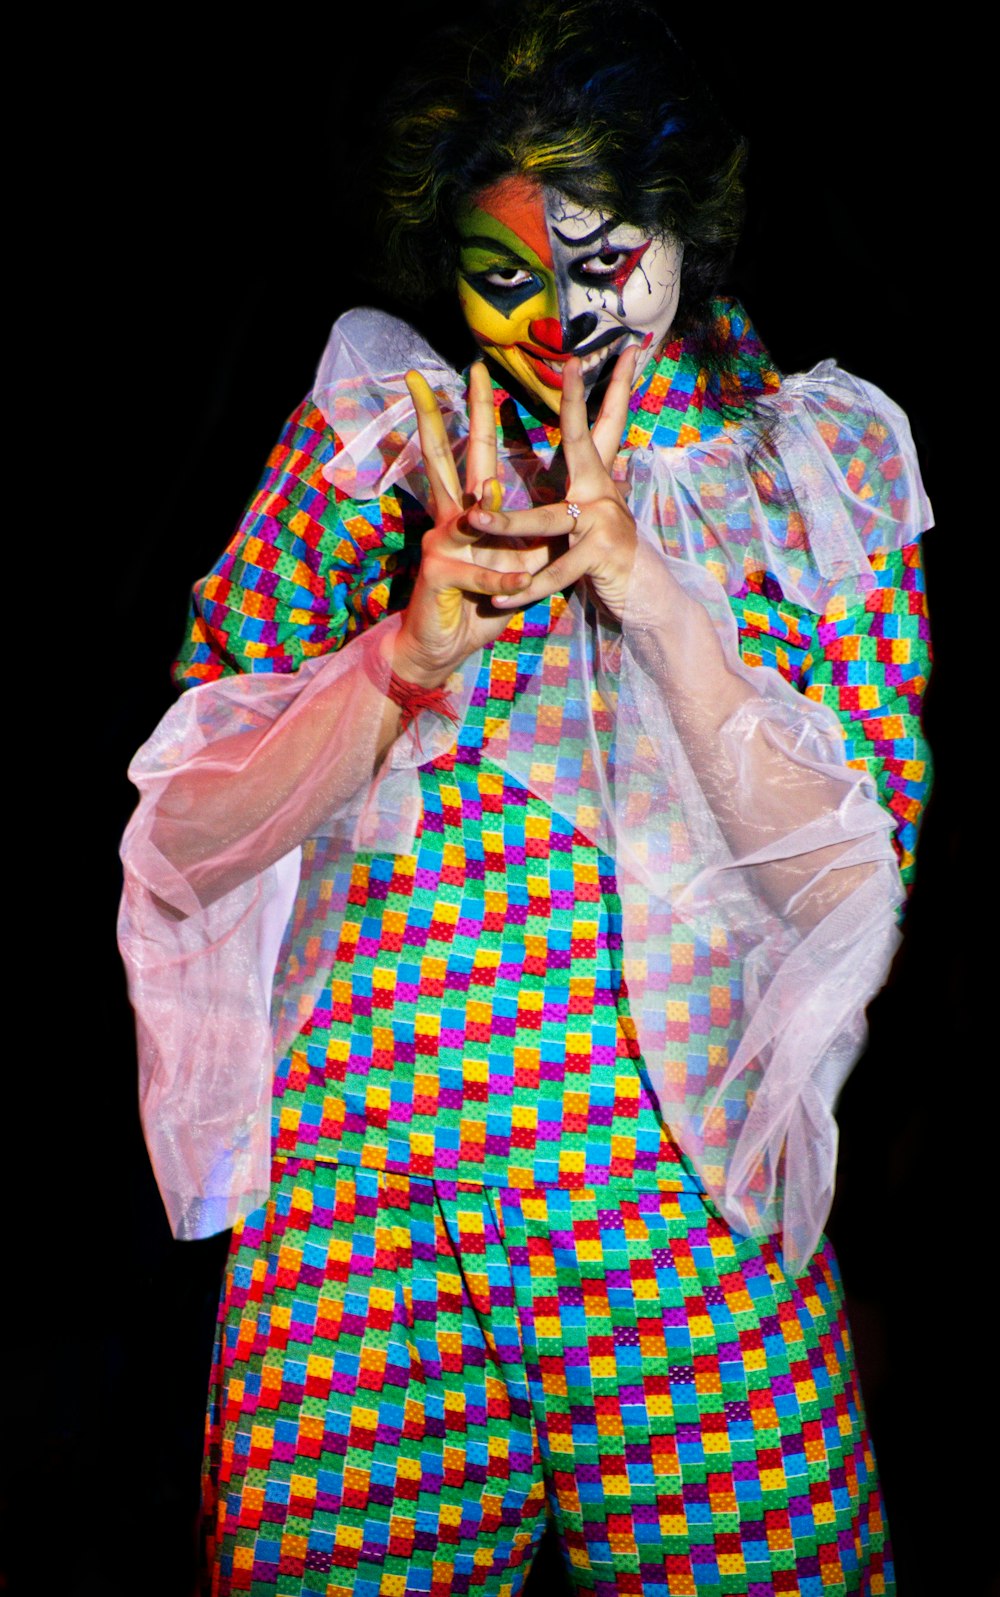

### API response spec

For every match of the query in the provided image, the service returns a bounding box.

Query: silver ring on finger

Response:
[565,501,582,525]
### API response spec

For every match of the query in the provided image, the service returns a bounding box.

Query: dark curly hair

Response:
[376,0,745,329]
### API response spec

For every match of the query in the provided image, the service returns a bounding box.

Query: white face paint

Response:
[542,191,684,385]
[456,177,684,411]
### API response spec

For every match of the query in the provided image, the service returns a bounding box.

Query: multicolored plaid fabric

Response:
[203,1160,894,1595]
[174,407,421,684]
[270,593,696,1190]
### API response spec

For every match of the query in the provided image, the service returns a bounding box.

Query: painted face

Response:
[456,175,683,413]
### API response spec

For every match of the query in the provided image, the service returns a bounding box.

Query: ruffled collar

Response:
[488,297,781,460]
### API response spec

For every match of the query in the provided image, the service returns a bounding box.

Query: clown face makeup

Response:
[456,175,683,413]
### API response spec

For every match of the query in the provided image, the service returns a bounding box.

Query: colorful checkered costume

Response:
[174,302,930,1594]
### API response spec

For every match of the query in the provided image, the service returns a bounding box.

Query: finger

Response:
[466,499,578,541]
[426,555,532,598]
[490,539,591,608]
[406,370,463,516]
[558,358,611,499]
[464,361,498,502]
[456,476,504,530]
[441,478,506,549]
[591,343,639,471]
[481,476,504,514]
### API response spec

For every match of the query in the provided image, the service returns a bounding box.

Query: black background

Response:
[11,8,971,1594]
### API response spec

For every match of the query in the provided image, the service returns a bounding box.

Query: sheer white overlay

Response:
[119,309,931,1266]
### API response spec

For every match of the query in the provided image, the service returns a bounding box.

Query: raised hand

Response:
[466,344,640,620]
[391,361,551,686]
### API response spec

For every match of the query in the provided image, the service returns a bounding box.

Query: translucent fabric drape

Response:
[120,310,930,1268]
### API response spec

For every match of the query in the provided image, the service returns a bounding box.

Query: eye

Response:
[570,240,650,293]
[461,261,542,313]
[482,266,535,288]
[578,249,633,278]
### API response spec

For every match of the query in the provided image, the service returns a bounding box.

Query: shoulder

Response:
[632,344,932,614]
[172,312,458,689]
[747,359,933,568]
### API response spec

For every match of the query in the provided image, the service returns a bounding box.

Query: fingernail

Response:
[470,510,492,528]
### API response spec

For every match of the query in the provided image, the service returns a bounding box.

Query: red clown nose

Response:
[528,318,564,352]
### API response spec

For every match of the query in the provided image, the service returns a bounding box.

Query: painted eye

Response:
[482,267,535,288]
[579,250,632,278]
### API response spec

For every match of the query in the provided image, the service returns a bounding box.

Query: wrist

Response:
[619,538,685,632]
[366,629,459,749]
[386,627,456,690]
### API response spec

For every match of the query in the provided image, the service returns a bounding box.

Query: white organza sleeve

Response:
[119,610,478,1242]
[470,564,903,1274]
[603,366,932,1271]
[615,545,902,1272]
[120,308,483,1243]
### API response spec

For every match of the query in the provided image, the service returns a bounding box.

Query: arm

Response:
[132,365,542,913]
[133,393,423,910]
[174,394,418,685]
[618,546,891,929]
[472,354,900,928]
[120,365,533,1241]
[465,353,928,1266]
[150,632,426,908]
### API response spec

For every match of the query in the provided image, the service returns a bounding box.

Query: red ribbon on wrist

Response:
[387,670,459,741]
[364,645,458,752]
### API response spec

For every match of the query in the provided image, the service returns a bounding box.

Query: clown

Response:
[120,4,932,1593]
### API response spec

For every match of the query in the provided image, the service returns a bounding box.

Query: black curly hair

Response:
[376,0,745,330]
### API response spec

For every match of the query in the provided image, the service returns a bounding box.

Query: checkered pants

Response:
[202,1159,893,1595]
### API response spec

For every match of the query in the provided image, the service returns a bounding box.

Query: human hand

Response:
[465,344,640,620]
[391,361,553,685]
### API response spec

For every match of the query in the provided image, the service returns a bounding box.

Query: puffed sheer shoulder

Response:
[121,307,929,1267]
[627,360,932,610]
[313,308,470,507]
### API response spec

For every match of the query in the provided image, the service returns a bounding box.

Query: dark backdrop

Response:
[13,10,969,1594]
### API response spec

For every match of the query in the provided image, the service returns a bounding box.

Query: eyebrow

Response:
[551,219,638,249]
[457,233,533,266]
